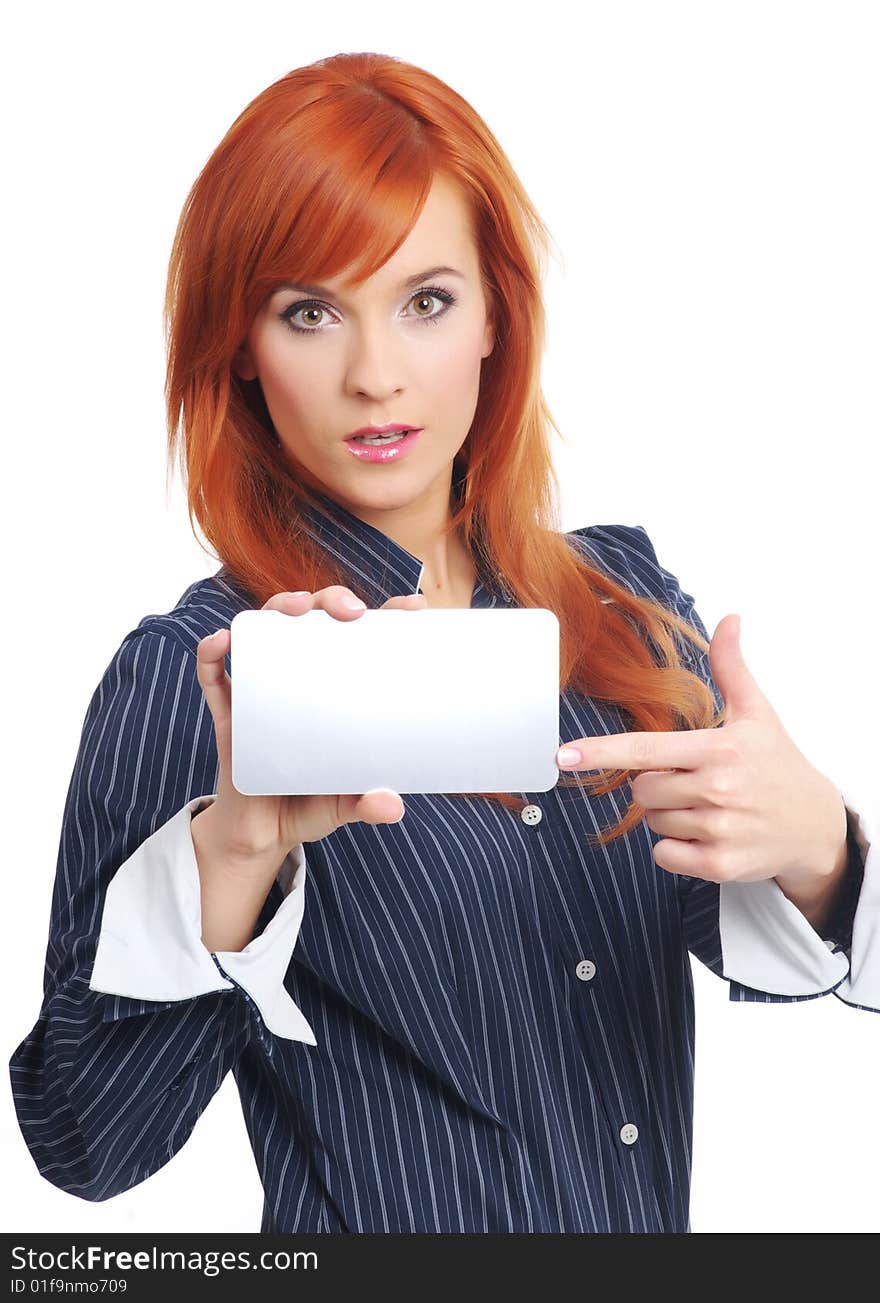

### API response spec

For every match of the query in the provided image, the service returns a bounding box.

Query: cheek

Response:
[257,346,326,417]
[422,326,486,392]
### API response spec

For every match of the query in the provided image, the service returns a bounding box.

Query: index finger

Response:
[557,728,717,772]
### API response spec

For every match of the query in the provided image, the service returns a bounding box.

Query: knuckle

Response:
[710,809,733,839]
[705,849,732,881]
[707,770,732,800]
[716,739,741,765]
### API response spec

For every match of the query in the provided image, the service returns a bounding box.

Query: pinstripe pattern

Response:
[9,493,868,1231]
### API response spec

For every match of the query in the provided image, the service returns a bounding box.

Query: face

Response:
[233,173,495,520]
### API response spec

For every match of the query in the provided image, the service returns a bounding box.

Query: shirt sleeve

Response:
[89,790,316,1044]
[8,629,316,1203]
[616,524,878,1012]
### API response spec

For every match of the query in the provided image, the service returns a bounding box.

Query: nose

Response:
[344,323,409,398]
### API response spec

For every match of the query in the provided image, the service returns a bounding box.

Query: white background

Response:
[3,0,878,1234]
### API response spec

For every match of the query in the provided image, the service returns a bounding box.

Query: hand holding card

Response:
[194,586,427,873]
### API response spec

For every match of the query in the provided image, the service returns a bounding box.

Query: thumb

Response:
[339,789,406,827]
[710,613,772,723]
[381,593,429,610]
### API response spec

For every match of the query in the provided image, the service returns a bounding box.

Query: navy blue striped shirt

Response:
[10,494,875,1232]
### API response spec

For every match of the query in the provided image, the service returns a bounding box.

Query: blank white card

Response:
[230,607,561,796]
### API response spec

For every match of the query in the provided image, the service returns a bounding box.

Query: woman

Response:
[9,51,873,1233]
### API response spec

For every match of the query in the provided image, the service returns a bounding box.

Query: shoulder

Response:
[565,523,673,606]
[566,523,717,701]
[118,566,255,659]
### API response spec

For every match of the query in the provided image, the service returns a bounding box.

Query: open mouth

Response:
[349,430,414,445]
[344,428,424,461]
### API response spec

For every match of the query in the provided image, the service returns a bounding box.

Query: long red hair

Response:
[163,51,724,846]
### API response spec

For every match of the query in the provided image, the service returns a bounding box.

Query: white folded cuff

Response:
[719,795,878,1011]
[89,795,317,1044]
[828,801,880,1012]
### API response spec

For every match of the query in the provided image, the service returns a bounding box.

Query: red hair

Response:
[163,51,724,846]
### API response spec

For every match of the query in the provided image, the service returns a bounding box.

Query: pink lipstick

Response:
[344,428,423,463]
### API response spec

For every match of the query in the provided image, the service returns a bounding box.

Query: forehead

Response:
[402,173,475,255]
[306,175,478,299]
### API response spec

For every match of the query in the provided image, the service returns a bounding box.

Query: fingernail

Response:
[343,597,367,611]
[557,747,582,768]
[287,591,310,598]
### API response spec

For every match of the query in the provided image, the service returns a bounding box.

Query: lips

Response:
[344,427,424,461]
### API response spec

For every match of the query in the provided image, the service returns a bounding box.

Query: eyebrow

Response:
[272,265,466,298]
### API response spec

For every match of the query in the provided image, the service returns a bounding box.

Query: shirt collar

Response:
[296,474,515,608]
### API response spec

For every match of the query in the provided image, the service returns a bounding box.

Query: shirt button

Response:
[824,938,837,951]
[620,1123,639,1145]
[575,959,596,981]
[521,803,543,826]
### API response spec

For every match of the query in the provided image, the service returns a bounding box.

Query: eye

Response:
[278,286,458,336]
[408,289,451,321]
[282,303,329,332]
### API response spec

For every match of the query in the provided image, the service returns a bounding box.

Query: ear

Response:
[232,339,258,382]
[482,307,495,359]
